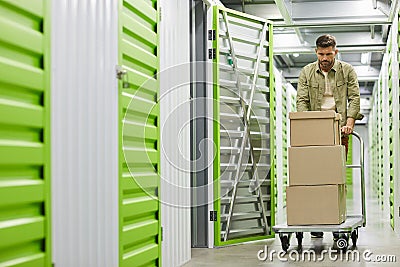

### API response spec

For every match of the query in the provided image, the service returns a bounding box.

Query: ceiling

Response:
[219,0,399,122]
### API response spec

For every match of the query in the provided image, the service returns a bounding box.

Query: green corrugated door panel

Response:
[213,5,274,246]
[0,1,51,267]
[118,0,161,266]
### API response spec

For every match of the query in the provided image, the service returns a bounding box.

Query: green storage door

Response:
[0,1,51,266]
[118,0,161,266]
[212,6,275,246]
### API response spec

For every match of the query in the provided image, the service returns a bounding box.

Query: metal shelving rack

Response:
[212,5,275,245]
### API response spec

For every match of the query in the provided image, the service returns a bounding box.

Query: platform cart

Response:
[273,131,366,251]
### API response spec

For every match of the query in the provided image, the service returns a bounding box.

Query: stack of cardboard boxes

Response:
[286,110,347,225]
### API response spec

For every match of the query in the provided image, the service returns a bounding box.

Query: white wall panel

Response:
[159,0,191,266]
[51,1,119,266]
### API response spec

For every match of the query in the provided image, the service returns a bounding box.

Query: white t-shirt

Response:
[321,70,336,111]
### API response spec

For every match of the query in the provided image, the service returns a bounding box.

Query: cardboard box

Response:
[289,111,341,147]
[288,145,346,186]
[286,184,347,225]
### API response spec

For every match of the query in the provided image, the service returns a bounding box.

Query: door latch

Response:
[116,65,129,88]
[116,65,127,80]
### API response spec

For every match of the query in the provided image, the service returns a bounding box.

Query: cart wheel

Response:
[279,234,290,252]
[296,232,303,247]
[351,229,358,247]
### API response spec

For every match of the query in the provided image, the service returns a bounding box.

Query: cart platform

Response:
[273,215,363,233]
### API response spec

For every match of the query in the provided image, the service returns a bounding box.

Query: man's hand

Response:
[341,117,355,135]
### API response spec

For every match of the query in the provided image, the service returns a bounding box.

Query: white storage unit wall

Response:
[51,1,119,266]
[159,0,191,266]
[369,10,400,234]
[273,67,296,225]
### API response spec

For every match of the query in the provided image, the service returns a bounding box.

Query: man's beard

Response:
[320,60,332,69]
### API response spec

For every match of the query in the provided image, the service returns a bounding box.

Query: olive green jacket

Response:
[296,60,364,126]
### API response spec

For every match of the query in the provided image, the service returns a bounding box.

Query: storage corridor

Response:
[0,0,399,266]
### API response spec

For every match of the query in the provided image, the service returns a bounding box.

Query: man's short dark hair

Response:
[316,34,336,48]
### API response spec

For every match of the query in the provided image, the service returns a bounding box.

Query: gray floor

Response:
[184,186,400,266]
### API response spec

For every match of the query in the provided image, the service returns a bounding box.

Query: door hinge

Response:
[159,7,162,22]
[210,210,217,221]
[208,48,216,60]
[161,226,163,241]
[208,29,216,40]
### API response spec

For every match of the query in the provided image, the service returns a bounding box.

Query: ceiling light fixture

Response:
[361,52,371,65]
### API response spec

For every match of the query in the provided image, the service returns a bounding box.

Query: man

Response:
[297,34,363,156]
[296,34,363,239]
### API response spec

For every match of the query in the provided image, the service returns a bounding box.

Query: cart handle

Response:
[348,131,366,227]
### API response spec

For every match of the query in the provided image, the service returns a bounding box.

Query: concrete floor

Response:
[184,186,400,266]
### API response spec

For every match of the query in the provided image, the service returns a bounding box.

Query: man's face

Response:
[315,46,338,71]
